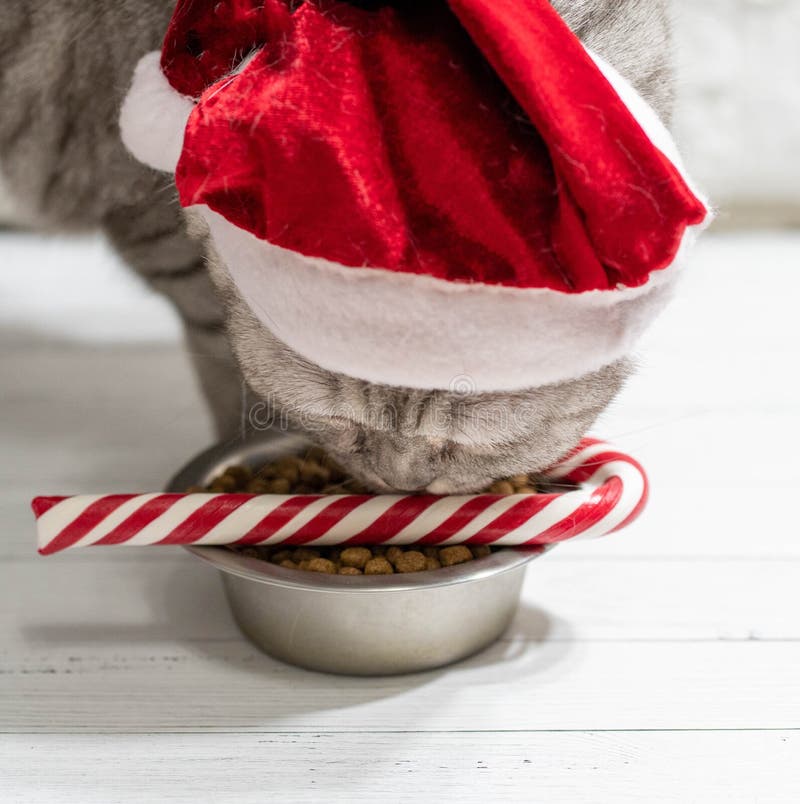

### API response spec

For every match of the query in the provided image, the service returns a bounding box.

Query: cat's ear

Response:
[119,51,194,173]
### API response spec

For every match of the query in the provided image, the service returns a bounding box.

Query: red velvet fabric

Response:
[162,0,706,292]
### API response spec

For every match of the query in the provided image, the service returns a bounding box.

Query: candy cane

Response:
[32,439,647,555]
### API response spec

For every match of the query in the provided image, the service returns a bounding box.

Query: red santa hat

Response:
[120,0,711,392]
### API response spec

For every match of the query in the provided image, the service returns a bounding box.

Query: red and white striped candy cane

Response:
[32,439,647,555]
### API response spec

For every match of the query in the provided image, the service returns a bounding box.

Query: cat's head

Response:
[200,236,630,492]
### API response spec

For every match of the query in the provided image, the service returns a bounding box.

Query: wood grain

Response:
[2,732,799,803]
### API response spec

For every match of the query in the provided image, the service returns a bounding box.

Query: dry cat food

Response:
[191,447,539,575]
[236,542,493,576]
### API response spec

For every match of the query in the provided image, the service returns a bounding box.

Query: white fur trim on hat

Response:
[201,205,697,392]
[119,51,195,173]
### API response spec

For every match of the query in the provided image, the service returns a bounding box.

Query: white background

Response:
[673,0,800,219]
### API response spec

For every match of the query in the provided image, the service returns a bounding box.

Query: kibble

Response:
[439,545,475,567]
[271,549,293,564]
[238,541,502,575]
[209,475,237,493]
[300,462,330,487]
[269,477,291,494]
[200,446,542,575]
[246,478,271,494]
[488,480,515,495]
[364,557,395,575]
[340,547,372,570]
[274,457,301,484]
[224,465,253,484]
[394,550,427,573]
[307,557,337,574]
[292,547,320,563]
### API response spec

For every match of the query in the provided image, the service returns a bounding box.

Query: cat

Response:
[0,0,675,492]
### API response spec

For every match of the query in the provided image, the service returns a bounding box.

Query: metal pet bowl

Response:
[167,431,546,676]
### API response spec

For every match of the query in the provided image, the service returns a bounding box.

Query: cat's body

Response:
[0,1,675,492]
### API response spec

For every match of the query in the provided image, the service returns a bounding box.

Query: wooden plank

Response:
[2,731,799,803]
[3,639,800,733]
[3,556,800,645]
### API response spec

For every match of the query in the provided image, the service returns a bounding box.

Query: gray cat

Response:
[0,1,675,492]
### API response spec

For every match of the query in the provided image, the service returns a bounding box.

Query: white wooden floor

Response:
[1,229,799,802]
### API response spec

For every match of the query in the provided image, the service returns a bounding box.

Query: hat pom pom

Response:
[119,51,195,174]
